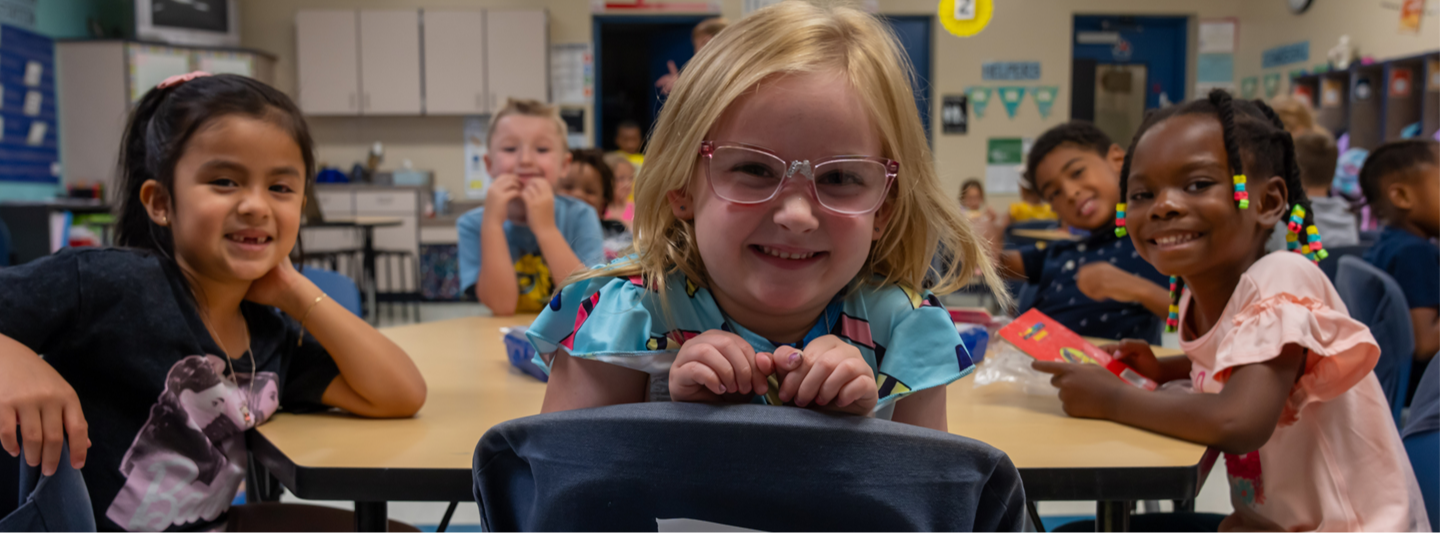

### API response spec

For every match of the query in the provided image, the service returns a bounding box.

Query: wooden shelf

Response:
[1289,50,1439,148]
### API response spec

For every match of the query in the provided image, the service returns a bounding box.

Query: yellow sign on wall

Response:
[939,0,993,38]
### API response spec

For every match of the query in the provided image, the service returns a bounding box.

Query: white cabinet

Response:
[295,8,546,116]
[358,10,422,115]
[485,10,549,109]
[296,10,360,115]
[423,10,487,115]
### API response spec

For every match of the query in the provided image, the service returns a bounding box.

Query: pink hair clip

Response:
[157,71,212,89]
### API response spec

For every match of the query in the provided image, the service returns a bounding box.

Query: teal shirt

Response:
[526,263,973,414]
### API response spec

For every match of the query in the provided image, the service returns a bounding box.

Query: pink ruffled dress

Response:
[1178,252,1429,532]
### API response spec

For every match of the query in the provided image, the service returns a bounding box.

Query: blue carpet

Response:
[1041,514,1093,531]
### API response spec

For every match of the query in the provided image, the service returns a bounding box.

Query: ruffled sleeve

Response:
[527,274,679,375]
[1212,292,1380,425]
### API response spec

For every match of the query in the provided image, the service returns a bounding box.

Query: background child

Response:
[457,99,605,315]
[1265,131,1358,251]
[1037,91,1427,531]
[0,73,425,531]
[526,1,1007,431]
[561,148,633,261]
[612,120,645,168]
[1361,139,1439,392]
[1007,185,1057,224]
[656,17,730,96]
[958,179,999,228]
[995,121,1171,343]
[603,152,636,228]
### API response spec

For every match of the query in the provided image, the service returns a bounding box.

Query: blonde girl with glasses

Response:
[525,1,1007,429]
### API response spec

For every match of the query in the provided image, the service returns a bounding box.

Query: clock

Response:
[1289,0,1314,14]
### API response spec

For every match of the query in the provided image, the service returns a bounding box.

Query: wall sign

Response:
[940,0,992,37]
[981,62,1040,81]
[1262,41,1309,69]
[942,95,968,135]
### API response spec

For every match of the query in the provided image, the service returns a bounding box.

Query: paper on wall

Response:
[464,116,490,199]
[1198,19,1236,54]
[551,43,593,106]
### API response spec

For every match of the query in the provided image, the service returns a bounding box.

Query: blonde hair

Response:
[573,1,1008,308]
[693,17,729,39]
[1268,94,1329,137]
[486,98,567,148]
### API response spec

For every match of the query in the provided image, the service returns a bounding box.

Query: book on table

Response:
[997,309,1158,390]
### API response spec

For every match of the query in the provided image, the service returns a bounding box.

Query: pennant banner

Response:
[967,86,993,118]
[1263,73,1281,98]
[1031,86,1058,119]
[1240,76,1258,99]
[998,86,1026,119]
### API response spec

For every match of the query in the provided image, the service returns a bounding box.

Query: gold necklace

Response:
[201,312,258,427]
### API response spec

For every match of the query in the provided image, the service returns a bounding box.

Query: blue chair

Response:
[300,267,362,317]
[1334,256,1415,424]
[1317,244,1371,283]
[1403,354,1439,532]
[474,402,1027,531]
[0,439,95,532]
[0,217,11,267]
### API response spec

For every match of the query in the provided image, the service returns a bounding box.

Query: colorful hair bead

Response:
[1232,175,1249,209]
[1285,231,1299,250]
[1306,225,1324,251]
[1115,203,1128,238]
[1287,205,1306,234]
[1165,275,1182,333]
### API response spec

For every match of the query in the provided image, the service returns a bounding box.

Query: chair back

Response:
[1317,244,1371,282]
[1403,357,1439,532]
[0,439,95,532]
[0,217,11,267]
[1334,256,1415,424]
[301,267,362,316]
[473,402,1026,532]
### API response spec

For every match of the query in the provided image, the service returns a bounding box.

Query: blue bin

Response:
[503,327,549,382]
[957,324,989,365]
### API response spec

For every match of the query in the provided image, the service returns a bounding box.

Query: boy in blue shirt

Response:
[1361,139,1439,373]
[458,99,605,315]
[993,122,1170,342]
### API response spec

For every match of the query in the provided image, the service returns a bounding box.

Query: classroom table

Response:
[302,216,403,323]
[249,316,1214,532]
[1011,228,1082,242]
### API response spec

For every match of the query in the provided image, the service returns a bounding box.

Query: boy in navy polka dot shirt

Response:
[993,122,1171,343]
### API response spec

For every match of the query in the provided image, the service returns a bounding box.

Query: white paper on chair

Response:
[656,518,761,532]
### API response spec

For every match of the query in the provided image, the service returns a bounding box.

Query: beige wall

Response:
[1235,0,1440,95]
[244,0,1433,206]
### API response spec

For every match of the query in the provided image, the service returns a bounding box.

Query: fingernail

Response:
[788,352,800,365]
[719,384,726,394]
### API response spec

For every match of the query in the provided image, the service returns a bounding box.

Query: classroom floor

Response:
[316,301,1234,530]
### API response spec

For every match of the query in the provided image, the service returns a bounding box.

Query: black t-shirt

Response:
[0,248,340,531]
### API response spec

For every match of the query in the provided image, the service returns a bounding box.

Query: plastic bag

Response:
[972,339,1058,395]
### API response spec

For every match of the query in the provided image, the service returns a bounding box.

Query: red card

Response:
[998,309,1158,390]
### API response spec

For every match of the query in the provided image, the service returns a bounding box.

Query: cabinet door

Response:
[358,10,422,115]
[296,10,360,115]
[485,10,548,108]
[423,10,487,115]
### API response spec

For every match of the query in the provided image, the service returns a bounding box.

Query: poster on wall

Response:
[998,86,1026,118]
[942,95,968,135]
[1400,0,1424,33]
[1196,53,1235,94]
[982,62,1040,81]
[1261,41,1309,69]
[550,43,593,106]
[985,137,1025,194]
[1389,68,1413,97]
[1240,76,1259,99]
[463,117,490,199]
[1198,18,1237,54]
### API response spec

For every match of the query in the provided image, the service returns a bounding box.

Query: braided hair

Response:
[1114,89,1318,332]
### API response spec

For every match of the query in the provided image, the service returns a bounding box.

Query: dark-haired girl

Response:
[1033,90,1427,531]
[0,73,425,531]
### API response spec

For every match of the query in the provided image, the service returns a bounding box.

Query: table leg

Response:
[1095,501,1130,532]
[355,501,388,532]
[362,227,378,324]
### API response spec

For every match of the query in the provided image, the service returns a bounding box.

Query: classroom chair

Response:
[1316,244,1371,283]
[1335,256,1415,424]
[300,266,363,317]
[0,438,95,532]
[473,402,1027,532]
[0,217,10,267]
[1403,353,1439,532]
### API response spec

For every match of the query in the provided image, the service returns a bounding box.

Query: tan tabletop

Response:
[304,215,404,227]
[1012,228,1081,241]
[251,316,1214,511]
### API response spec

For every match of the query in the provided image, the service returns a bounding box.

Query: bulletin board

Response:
[0,24,57,184]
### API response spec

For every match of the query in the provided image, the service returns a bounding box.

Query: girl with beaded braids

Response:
[1034,89,1427,531]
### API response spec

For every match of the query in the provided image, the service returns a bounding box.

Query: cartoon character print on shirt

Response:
[1226,450,1266,506]
[106,355,280,531]
[514,254,554,313]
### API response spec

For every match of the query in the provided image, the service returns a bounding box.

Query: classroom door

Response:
[881,15,933,140]
[1071,15,1187,142]
[593,15,709,151]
